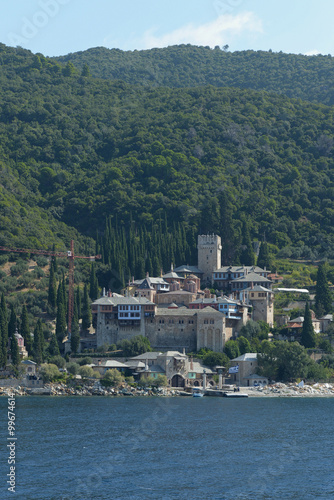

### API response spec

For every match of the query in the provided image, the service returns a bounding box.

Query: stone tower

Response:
[198,234,222,284]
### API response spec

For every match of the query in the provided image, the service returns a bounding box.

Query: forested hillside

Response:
[0,43,334,283]
[55,45,334,105]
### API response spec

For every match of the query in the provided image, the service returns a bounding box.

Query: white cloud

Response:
[304,49,321,56]
[140,12,263,49]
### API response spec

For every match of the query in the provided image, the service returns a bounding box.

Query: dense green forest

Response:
[55,45,334,105]
[0,42,334,282]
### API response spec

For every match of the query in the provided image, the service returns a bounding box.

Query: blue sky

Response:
[1,0,334,57]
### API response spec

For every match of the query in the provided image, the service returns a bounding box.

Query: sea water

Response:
[0,396,333,500]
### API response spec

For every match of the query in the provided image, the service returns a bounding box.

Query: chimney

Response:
[183,347,186,355]
[103,287,106,297]
[108,289,112,297]
[146,271,149,278]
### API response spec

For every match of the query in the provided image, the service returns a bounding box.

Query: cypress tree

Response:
[0,294,8,368]
[10,334,20,367]
[33,320,44,364]
[257,241,271,270]
[315,263,332,317]
[20,305,33,356]
[82,284,92,330]
[240,219,256,266]
[219,190,237,264]
[0,322,3,368]
[48,261,57,309]
[70,298,80,353]
[57,281,64,309]
[48,333,60,357]
[8,306,17,339]
[76,287,82,320]
[56,303,67,345]
[62,273,67,317]
[301,302,316,348]
[52,244,58,273]
[89,262,99,301]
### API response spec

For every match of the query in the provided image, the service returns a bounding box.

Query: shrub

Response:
[101,368,124,387]
[50,355,66,369]
[78,356,92,366]
[78,365,95,378]
[39,363,61,382]
[66,362,80,375]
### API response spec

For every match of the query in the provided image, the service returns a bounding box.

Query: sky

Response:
[1,0,334,57]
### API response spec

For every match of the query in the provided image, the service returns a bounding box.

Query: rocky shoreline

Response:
[245,382,334,397]
[1,381,334,397]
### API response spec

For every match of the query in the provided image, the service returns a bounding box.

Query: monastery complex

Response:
[92,234,274,352]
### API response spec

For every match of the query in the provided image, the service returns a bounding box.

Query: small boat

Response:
[192,388,204,397]
[222,392,248,398]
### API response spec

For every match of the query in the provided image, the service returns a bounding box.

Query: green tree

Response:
[20,305,33,355]
[301,302,316,348]
[315,263,332,317]
[0,294,8,368]
[224,340,240,359]
[49,355,66,368]
[40,363,61,382]
[257,241,271,270]
[147,374,168,387]
[258,341,311,381]
[275,342,310,381]
[70,298,80,353]
[78,365,95,379]
[89,263,99,301]
[219,190,237,264]
[102,368,124,386]
[202,351,229,368]
[10,334,20,367]
[8,306,17,339]
[238,320,261,340]
[237,336,252,355]
[240,219,255,266]
[48,333,60,357]
[48,261,57,309]
[81,284,92,330]
[76,286,82,320]
[116,335,151,357]
[81,63,91,77]
[33,319,44,364]
[55,302,67,345]
[66,362,80,375]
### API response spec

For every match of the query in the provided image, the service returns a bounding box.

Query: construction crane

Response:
[0,240,101,338]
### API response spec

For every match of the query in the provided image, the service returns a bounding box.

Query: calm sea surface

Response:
[0,396,333,500]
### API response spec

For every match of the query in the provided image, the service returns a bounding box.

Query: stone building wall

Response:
[146,309,197,351]
[196,308,226,352]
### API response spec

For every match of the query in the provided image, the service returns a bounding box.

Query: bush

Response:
[78,365,95,378]
[101,368,124,387]
[150,374,168,387]
[66,362,80,375]
[50,355,66,369]
[39,363,61,382]
[78,356,93,366]
[10,260,29,276]
[203,351,230,368]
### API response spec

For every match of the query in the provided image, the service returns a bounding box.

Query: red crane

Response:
[0,240,101,338]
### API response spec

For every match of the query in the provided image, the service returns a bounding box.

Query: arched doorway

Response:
[171,374,185,387]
